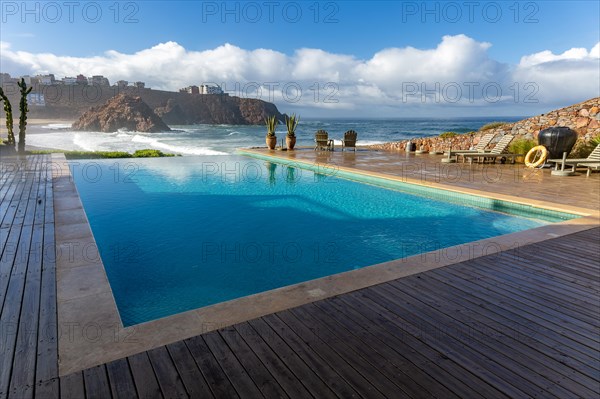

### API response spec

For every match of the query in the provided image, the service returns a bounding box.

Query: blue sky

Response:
[1,1,599,116]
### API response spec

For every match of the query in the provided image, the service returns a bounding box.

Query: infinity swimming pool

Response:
[70,156,572,326]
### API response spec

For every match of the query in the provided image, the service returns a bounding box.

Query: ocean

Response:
[27,117,523,155]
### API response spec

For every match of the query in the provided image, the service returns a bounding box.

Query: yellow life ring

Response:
[524,145,548,168]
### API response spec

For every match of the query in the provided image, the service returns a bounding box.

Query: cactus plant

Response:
[0,87,15,147]
[17,78,32,154]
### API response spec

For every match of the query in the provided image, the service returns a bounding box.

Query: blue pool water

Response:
[71,156,554,326]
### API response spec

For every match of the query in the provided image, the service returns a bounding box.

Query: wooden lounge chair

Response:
[445,133,496,158]
[340,130,357,152]
[547,144,600,176]
[462,135,520,164]
[314,130,333,151]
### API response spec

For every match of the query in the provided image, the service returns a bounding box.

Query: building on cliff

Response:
[200,84,224,94]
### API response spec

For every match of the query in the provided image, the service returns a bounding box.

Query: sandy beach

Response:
[0,117,74,127]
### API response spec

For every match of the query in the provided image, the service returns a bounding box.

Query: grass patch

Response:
[480,122,508,131]
[439,131,458,139]
[27,149,178,159]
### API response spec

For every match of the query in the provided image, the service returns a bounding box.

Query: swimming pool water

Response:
[71,156,556,326]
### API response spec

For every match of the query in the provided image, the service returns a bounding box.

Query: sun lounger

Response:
[340,130,357,152]
[444,133,496,159]
[462,135,519,164]
[547,144,600,176]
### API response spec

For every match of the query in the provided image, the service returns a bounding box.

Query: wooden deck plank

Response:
[256,315,362,398]
[146,346,188,399]
[36,222,58,384]
[127,352,163,399]
[165,341,214,399]
[59,373,85,399]
[217,327,291,398]
[82,365,112,399]
[201,331,264,398]
[34,378,59,399]
[232,322,320,399]
[183,335,240,399]
[106,358,138,399]
[274,310,389,399]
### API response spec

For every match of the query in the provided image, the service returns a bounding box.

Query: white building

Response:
[39,74,55,85]
[88,75,110,86]
[200,84,223,94]
[62,77,77,85]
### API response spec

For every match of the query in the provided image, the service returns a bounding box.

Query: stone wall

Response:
[369,97,600,152]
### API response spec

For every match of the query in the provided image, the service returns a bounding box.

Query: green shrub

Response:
[439,131,458,139]
[480,122,508,131]
[508,139,536,155]
[27,148,177,159]
[133,149,175,157]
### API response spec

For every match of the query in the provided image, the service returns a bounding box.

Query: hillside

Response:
[370,98,600,152]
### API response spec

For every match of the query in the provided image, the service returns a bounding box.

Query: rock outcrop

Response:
[369,97,600,153]
[72,94,171,132]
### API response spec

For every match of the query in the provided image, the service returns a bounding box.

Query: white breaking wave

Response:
[73,133,100,151]
[131,135,228,155]
[41,123,72,129]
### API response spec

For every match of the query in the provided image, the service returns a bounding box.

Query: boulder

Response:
[72,94,171,133]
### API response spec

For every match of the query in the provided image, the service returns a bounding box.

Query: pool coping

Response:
[52,152,600,376]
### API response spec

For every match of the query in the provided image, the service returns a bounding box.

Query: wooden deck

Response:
[0,154,58,398]
[1,154,599,398]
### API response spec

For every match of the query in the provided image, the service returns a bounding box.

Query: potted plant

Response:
[285,114,299,150]
[265,115,278,150]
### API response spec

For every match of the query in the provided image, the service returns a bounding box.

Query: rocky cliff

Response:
[369,97,600,153]
[0,83,286,125]
[72,94,171,132]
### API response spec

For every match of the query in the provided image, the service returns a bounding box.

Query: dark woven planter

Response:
[538,127,578,159]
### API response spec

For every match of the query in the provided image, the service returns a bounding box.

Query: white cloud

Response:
[1,36,598,116]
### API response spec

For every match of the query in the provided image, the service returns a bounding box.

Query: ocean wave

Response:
[72,133,98,151]
[131,135,228,155]
[41,123,72,130]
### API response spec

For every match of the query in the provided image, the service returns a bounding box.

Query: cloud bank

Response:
[1,35,598,116]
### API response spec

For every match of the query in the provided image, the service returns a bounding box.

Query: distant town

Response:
[0,72,226,106]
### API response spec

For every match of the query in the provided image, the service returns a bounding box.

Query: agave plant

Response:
[265,115,278,137]
[285,114,299,138]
